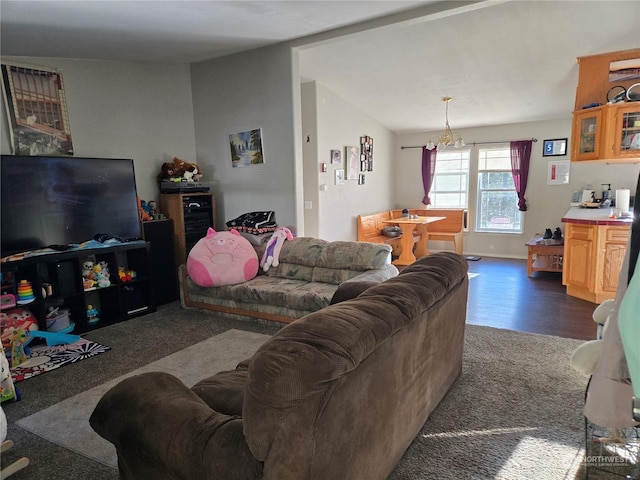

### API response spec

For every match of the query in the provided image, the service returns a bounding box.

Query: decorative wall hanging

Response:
[1,62,74,156]
[358,174,365,185]
[547,160,570,185]
[360,135,373,171]
[335,169,345,185]
[330,149,341,165]
[345,145,359,180]
[229,128,264,167]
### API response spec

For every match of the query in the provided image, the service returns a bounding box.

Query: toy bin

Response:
[45,308,71,332]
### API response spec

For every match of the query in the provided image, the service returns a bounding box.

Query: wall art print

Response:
[1,62,74,156]
[330,149,341,165]
[345,145,359,180]
[229,128,264,167]
[360,135,373,172]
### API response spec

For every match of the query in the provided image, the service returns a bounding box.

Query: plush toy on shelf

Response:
[172,156,203,182]
[118,267,136,283]
[156,162,179,184]
[138,197,152,222]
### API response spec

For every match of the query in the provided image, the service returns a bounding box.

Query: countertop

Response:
[561,206,634,226]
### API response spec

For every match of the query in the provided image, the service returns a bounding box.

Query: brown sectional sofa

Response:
[90,252,469,480]
[180,236,399,323]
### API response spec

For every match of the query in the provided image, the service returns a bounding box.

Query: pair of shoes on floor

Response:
[543,227,562,240]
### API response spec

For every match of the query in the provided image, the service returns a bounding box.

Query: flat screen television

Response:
[1,155,142,256]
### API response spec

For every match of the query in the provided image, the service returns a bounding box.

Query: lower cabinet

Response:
[0,242,156,334]
[563,223,630,303]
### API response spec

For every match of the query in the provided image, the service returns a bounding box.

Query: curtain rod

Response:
[400,138,538,150]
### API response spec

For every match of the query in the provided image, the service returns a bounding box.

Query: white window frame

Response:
[431,149,470,210]
[475,145,523,234]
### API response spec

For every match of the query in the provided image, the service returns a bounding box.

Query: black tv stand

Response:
[0,242,156,334]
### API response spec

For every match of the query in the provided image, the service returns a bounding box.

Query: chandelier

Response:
[425,97,465,151]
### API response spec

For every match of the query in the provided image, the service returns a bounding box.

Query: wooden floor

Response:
[462,256,597,340]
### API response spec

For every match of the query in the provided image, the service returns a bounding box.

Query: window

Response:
[431,149,470,209]
[476,146,522,233]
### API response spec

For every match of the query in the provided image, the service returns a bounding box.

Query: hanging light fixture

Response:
[425,97,465,151]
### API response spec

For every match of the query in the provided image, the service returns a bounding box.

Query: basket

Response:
[46,308,71,332]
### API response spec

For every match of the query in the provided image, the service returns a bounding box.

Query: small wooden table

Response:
[526,235,564,277]
[382,216,445,265]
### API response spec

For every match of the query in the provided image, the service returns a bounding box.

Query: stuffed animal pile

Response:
[81,259,111,290]
[157,156,204,184]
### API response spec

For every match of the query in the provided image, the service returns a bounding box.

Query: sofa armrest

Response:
[90,371,262,480]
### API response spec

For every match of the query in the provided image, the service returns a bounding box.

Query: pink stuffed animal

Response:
[187,228,259,287]
[261,226,293,272]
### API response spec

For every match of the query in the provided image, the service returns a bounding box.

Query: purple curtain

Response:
[421,146,437,205]
[510,140,532,211]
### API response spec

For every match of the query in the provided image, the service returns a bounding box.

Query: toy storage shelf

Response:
[0,242,156,335]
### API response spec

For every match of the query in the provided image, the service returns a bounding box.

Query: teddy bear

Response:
[156,162,178,184]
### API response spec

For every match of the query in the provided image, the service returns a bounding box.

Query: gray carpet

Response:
[15,329,270,468]
[2,301,595,479]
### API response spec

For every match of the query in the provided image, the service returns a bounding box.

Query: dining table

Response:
[381,216,445,266]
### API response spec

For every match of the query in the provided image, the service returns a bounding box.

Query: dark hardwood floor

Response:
[463,256,597,340]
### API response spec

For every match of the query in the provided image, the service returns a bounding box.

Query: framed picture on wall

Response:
[1,62,74,156]
[229,128,264,167]
[345,146,359,180]
[335,169,345,185]
[330,149,341,165]
[542,138,567,157]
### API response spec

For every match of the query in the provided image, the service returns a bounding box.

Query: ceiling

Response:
[1,1,639,134]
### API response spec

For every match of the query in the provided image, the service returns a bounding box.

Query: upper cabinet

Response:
[571,48,640,163]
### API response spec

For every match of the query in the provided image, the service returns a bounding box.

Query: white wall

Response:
[396,118,640,258]
[190,44,301,231]
[304,81,396,241]
[0,57,197,202]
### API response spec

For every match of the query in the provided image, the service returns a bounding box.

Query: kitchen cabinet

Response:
[562,222,630,304]
[572,104,640,163]
[159,192,217,272]
[605,103,640,159]
[571,48,640,163]
[572,106,604,161]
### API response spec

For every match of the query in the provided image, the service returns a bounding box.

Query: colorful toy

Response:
[16,280,35,304]
[261,226,293,272]
[86,304,99,324]
[0,294,16,310]
[118,266,136,282]
[1,348,17,403]
[9,326,28,368]
[1,307,38,352]
[187,228,258,287]
[138,196,152,221]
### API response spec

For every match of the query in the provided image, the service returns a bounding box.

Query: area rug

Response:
[17,325,593,479]
[16,328,270,468]
[10,338,110,383]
